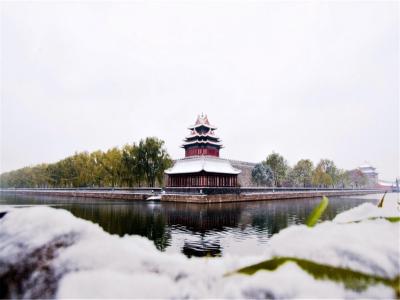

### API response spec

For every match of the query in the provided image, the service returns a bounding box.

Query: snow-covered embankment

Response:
[0,199,399,298]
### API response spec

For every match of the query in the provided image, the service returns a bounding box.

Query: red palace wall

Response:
[185,147,219,157]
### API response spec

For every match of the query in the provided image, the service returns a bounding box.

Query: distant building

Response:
[358,163,378,186]
[165,114,241,187]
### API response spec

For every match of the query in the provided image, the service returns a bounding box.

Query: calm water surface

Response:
[0,193,394,257]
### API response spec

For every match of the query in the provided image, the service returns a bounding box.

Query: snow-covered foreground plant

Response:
[230,196,400,297]
[234,256,399,295]
[0,195,399,298]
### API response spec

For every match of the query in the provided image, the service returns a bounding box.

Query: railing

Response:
[0,187,162,193]
[239,187,383,193]
[0,186,387,196]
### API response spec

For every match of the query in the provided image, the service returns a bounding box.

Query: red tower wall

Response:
[185,147,219,157]
[167,172,238,187]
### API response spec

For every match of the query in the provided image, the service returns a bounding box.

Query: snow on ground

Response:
[0,198,399,299]
[333,201,398,223]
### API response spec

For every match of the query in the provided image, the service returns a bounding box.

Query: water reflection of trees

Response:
[65,204,172,251]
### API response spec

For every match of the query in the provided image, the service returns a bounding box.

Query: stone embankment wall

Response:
[161,190,382,203]
[0,189,158,201]
[1,188,384,204]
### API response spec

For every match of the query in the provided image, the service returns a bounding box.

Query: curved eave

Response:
[180,145,225,149]
[183,138,221,144]
[184,133,220,139]
[188,124,217,130]
[181,141,223,147]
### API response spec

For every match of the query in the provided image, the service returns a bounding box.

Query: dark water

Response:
[0,193,384,257]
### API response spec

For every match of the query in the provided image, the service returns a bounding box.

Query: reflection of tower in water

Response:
[182,238,222,257]
[163,203,243,257]
[164,203,242,231]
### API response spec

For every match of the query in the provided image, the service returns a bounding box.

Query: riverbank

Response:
[162,189,384,203]
[0,188,386,203]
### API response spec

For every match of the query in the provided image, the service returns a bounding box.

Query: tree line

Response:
[1,144,370,189]
[251,152,369,188]
[0,137,172,188]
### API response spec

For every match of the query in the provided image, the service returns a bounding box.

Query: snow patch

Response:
[333,202,399,223]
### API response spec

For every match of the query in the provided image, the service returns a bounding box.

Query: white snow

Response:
[0,198,399,298]
[333,201,399,223]
[165,156,241,175]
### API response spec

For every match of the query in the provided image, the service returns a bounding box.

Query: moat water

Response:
[0,193,394,258]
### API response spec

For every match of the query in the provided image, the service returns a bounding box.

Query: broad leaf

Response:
[305,196,329,227]
[377,192,387,208]
[385,217,400,222]
[230,256,399,297]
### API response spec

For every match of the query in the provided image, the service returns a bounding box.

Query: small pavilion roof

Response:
[165,156,241,175]
[188,114,217,130]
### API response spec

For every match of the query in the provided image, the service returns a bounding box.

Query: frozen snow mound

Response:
[0,203,399,299]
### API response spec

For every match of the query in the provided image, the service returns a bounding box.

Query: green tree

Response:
[72,152,96,187]
[121,144,143,187]
[292,159,314,187]
[57,157,79,187]
[318,159,339,187]
[312,159,336,188]
[283,167,296,187]
[47,162,63,187]
[100,148,123,187]
[90,150,107,187]
[0,137,175,188]
[31,164,50,188]
[336,169,350,188]
[263,152,289,187]
[135,137,172,187]
[251,163,274,186]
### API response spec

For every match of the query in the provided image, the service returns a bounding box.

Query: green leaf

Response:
[230,256,400,297]
[384,217,400,223]
[377,192,387,208]
[305,196,329,227]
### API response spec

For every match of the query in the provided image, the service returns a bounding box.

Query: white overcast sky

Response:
[1,1,399,180]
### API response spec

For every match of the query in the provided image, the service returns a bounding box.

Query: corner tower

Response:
[165,114,241,188]
[183,114,222,157]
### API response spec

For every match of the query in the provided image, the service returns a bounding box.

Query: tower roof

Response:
[165,156,241,175]
[185,130,218,139]
[188,114,217,130]
[181,140,223,148]
[182,114,223,157]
